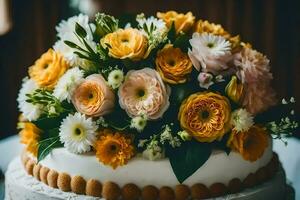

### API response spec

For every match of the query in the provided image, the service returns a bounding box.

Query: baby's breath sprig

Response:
[26,89,72,117]
[266,97,298,145]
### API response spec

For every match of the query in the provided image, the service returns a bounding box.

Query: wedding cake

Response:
[5,11,298,200]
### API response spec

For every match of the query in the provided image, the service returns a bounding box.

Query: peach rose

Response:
[29,49,69,89]
[118,68,170,120]
[72,74,115,117]
[101,28,148,60]
[157,11,195,34]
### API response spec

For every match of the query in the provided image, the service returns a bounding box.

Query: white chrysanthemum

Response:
[130,115,147,132]
[231,108,254,132]
[17,78,42,121]
[188,33,231,74]
[59,112,98,154]
[53,14,96,67]
[53,67,84,102]
[107,69,124,89]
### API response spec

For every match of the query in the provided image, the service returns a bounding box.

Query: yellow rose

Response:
[157,11,195,34]
[227,126,269,162]
[178,92,231,142]
[29,49,69,89]
[19,122,41,157]
[225,76,244,103]
[101,28,148,60]
[156,44,192,84]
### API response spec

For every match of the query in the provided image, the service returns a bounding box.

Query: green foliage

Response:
[173,33,190,52]
[26,89,72,118]
[168,140,212,183]
[37,135,63,162]
[95,13,119,37]
[33,113,68,130]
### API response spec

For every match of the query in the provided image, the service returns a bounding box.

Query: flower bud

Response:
[225,76,244,103]
[95,13,119,37]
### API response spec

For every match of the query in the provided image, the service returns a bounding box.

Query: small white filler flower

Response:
[130,115,147,132]
[107,69,124,89]
[231,108,254,132]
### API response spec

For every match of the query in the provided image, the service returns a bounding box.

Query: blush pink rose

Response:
[118,68,170,120]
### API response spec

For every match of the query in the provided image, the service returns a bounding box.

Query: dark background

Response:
[0,0,299,139]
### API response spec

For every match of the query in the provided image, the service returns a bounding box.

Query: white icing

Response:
[5,156,287,200]
[39,139,273,188]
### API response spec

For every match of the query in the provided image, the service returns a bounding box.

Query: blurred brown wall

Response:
[0,0,299,138]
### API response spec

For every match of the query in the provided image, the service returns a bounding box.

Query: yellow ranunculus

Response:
[19,122,41,157]
[157,11,195,34]
[29,49,69,89]
[225,76,244,103]
[194,20,230,38]
[156,44,192,84]
[101,28,148,60]
[227,126,269,162]
[178,92,231,142]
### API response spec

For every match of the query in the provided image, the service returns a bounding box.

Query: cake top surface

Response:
[17,11,297,183]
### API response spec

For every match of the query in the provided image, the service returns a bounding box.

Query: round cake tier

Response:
[38,139,273,188]
[5,156,287,200]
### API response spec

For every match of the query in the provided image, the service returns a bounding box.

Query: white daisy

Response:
[107,69,124,89]
[188,32,231,74]
[231,108,254,132]
[130,115,147,132]
[17,78,42,121]
[59,112,98,154]
[53,67,84,102]
[53,14,96,67]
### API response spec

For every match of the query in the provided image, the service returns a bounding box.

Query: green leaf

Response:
[37,136,63,162]
[168,141,212,183]
[167,22,176,42]
[173,34,190,52]
[75,22,87,38]
[33,113,68,130]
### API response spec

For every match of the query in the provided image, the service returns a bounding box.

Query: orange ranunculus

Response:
[95,129,135,169]
[72,74,115,117]
[19,122,41,157]
[29,49,69,89]
[178,92,231,142]
[156,44,192,84]
[157,11,195,34]
[101,28,148,60]
[227,126,269,162]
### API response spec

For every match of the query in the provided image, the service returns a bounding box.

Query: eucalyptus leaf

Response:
[168,141,212,183]
[75,22,87,38]
[37,136,63,162]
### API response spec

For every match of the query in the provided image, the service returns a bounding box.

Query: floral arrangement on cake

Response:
[17,11,298,182]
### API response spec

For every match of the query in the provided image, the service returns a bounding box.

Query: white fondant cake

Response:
[39,139,273,188]
[5,156,287,200]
